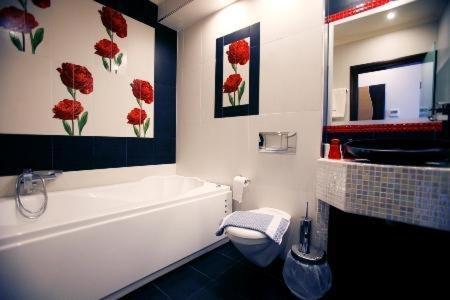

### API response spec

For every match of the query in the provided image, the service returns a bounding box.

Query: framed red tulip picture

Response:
[215,23,260,118]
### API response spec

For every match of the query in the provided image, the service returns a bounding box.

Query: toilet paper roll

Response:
[232,176,249,203]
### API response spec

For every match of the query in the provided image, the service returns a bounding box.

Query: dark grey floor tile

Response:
[215,242,244,261]
[261,258,285,282]
[190,251,235,280]
[120,283,170,300]
[188,281,245,300]
[214,261,296,300]
[152,265,210,300]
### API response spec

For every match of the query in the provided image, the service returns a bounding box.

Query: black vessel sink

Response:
[344,139,450,164]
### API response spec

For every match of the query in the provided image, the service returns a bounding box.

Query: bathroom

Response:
[0,0,449,299]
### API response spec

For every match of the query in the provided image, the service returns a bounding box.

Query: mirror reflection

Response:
[329,0,450,124]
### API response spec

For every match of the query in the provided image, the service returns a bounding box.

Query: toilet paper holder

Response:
[238,175,251,184]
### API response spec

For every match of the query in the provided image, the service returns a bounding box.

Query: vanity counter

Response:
[316,158,450,232]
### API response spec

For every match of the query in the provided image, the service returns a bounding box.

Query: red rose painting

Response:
[0,6,38,33]
[0,0,49,54]
[96,6,127,73]
[215,24,259,118]
[99,6,127,38]
[32,0,51,9]
[57,63,94,95]
[52,99,84,120]
[223,39,249,106]
[130,79,154,105]
[227,39,250,66]
[223,74,242,93]
[127,108,147,125]
[128,79,153,137]
[95,39,120,59]
[53,63,93,136]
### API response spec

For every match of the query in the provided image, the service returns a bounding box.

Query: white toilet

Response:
[225,207,291,267]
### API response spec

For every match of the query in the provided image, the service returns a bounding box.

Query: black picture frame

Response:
[215,23,260,118]
[349,52,430,121]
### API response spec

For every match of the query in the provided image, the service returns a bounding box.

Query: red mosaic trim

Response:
[325,0,390,23]
[325,122,443,133]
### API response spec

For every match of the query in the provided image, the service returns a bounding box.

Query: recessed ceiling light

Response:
[387,11,396,20]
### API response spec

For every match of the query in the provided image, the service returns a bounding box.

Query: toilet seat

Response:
[225,207,290,244]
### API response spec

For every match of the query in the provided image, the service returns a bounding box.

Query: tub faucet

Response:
[32,169,63,181]
[16,169,62,219]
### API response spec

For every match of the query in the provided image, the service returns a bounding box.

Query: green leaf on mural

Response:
[228,93,234,106]
[133,125,140,137]
[232,63,237,73]
[115,53,123,66]
[62,120,73,136]
[31,28,44,54]
[106,28,113,40]
[143,118,150,136]
[78,112,88,135]
[101,57,110,71]
[237,81,246,104]
[9,32,23,51]
[66,87,76,99]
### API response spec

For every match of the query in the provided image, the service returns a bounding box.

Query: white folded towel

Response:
[216,210,291,244]
[332,88,348,118]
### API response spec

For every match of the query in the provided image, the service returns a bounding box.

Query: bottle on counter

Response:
[328,138,342,160]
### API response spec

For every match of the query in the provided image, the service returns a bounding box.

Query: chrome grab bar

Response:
[15,169,61,219]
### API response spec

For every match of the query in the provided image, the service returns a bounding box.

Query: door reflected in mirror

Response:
[328,0,450,125]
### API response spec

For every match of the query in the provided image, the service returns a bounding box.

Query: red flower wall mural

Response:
[32,0,50,9]
[128,79,153,137]
[0,0,50,54]
[223,39,249,106]
[53,63,94,136]
[96,6,127,73]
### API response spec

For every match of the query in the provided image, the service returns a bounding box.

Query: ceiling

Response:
[334,0,448,46]
[149,0,239,31]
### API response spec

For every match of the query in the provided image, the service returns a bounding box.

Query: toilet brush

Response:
[299,202,312,254]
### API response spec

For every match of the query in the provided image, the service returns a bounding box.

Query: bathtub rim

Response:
[0,175,230,249]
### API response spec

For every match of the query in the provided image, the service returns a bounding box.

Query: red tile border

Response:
[324,122,443,133]
[325,0,390,23]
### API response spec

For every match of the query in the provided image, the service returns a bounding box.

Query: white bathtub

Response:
[0,175,231,299]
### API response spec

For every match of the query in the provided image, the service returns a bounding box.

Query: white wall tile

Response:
[259,27,325,114]
[0,53,55,135]
[200,59,217,122]
[259,0,324,44]
[177,0,325,252]
[178,62,202,124]
[181,22,203,69]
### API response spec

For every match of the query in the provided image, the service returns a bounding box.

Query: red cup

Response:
[328,139,342,160]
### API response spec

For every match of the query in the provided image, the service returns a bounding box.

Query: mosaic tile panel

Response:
[316,159,450,232]
[315,200,330,251]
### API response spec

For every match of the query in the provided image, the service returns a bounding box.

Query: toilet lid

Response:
[225,208,290,240]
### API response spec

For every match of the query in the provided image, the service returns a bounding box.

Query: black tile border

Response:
[0,0,176,176]
[215,23,260,118]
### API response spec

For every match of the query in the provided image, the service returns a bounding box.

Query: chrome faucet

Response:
[15,169,63,219]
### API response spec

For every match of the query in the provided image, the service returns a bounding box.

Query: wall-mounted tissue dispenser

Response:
[258,132,297,154]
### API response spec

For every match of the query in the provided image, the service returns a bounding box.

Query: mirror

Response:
[328,0,450,124]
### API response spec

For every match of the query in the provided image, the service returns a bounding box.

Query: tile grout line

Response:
[151,282,173,300]
[188,265,212,280]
